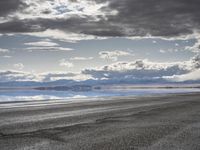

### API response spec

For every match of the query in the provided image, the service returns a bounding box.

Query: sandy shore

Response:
[1,93,200,150]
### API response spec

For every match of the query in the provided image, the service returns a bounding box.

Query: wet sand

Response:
[1,93,200,150]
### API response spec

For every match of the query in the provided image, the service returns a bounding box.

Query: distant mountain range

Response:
[1,78,200,90]
[34,85,93,92]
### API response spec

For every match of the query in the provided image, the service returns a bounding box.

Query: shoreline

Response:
[1,91,200,108]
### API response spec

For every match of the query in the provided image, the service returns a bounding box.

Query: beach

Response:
[1,93,200,150]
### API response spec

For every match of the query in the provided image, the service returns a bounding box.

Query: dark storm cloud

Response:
[103,0,200,37]
[0,0,26,16]
[0,19,45,33]
[0,0,200,38]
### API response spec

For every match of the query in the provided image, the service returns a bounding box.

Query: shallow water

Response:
[0,88,200,103]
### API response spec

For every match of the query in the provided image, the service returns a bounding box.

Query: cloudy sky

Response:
[0,0,200,83]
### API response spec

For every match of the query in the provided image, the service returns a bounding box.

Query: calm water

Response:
[0,88,200,103]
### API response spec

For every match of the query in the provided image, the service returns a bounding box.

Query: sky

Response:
[0,0,200,83]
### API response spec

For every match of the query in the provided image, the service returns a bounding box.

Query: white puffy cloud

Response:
[1,55,200,84]
[184,32,200,53]
[159,48,179,54]
[24,29,105,42]
[70,57,93,61]
[0,70,40,82]
[191,54,200,68]
[24,40,59,47]
[99,50,133,61]
[185,40,200,53]
[59,59,74,68]
[13,63,24,70]
[83,61,187,80]
[14,0,114,20]
[159,49,166,53]
[0,48,9,53]
[24,39,73,51]
[152,40,157,44]
[26,46,73,52]
[41,72,92,82]
[0,70,91,82]
[164,69,200,82]
[83,55,200,82]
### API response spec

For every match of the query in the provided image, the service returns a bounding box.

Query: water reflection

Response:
[0,88,200,103]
